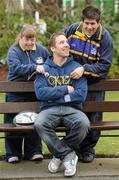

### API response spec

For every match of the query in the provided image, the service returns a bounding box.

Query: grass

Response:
[0,92,119,156]
[95,91,119,156]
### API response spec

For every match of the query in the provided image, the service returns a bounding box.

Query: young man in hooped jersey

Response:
[65,5,113,163]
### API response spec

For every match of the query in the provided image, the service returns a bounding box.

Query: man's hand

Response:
[70,67,84,79]
[36,65,45,74]
[67,85,74,93]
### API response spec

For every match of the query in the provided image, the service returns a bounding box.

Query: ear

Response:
[50,46,55,53]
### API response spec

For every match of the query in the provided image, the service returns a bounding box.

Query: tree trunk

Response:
[85,0,92,6]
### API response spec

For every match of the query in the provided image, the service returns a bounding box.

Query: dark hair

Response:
[82,5,101,23]
[49,32,65,48]
[15,24,36,43]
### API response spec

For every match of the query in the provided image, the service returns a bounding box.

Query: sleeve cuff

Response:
[64,94,71,102]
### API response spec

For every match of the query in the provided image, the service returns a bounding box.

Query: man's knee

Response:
[74,117,90,133]
[79,116,90,134]
[34,114,46,132]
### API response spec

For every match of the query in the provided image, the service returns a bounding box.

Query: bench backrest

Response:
[0,80,119,114]
[0,80,119,131]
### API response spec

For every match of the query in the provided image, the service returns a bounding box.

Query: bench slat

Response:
[0,80,119,92]
[83,101,119,112]
[56,121,119,131]
[0,123,33,132]
[88,79,119,91]
[0,121,119,132]
[0,101,119,113]
[0,102,39,113]
[0,81,33,92]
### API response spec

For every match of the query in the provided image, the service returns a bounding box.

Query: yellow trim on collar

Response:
[32,44,36,50]
[19,42,36,51]
[75,31,86,39]
[98,24,102,40]
[68,34,86,41]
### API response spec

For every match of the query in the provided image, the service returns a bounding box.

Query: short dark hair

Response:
[82,5,101,23]
[49,32,65,48]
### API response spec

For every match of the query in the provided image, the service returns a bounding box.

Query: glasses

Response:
[22,36,36,44]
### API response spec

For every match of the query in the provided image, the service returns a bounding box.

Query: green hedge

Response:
[0,1,119,78]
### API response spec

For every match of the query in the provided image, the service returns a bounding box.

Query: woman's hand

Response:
[36,65,45,74]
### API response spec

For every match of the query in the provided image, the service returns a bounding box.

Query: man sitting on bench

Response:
[34,32,90,177]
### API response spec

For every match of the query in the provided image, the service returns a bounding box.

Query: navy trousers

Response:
[78,91,105,155]
[4,92,42,161]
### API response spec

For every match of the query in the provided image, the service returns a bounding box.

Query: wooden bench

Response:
[0,80,119,133]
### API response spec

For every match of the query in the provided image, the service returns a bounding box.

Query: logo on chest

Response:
[91,48,97,55]
[48,75,71,87]
[36,57,44,64]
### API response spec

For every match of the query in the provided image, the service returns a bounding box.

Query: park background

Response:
[0,0,119,158]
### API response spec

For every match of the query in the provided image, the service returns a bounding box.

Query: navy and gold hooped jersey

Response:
[65,22,113,81]
[68,26,101,61]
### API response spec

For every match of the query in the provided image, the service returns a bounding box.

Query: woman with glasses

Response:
[4,24,49,163]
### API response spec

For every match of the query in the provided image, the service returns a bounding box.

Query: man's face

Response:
[83,19,100,37]
[21,36,36,50]
[51,35,70,58]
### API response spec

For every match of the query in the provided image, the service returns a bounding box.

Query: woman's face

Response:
[20,36,36,50]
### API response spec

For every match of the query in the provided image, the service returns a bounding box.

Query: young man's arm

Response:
[70,31,113,80]
[53,76,88,104]
[34,73,68,101]
[83,33,113,79]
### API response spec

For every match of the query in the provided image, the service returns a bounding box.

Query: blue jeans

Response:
[35,106,90,160]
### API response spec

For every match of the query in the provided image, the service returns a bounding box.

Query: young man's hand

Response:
[70,67,84,79]
[67,86,74,93]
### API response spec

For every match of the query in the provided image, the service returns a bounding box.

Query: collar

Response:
[77,22,102,41]
[19,42,36,51]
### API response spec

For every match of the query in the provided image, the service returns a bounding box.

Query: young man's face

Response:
[83,19,100,37]
[51,35,70,58]
[21,36,36,50]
